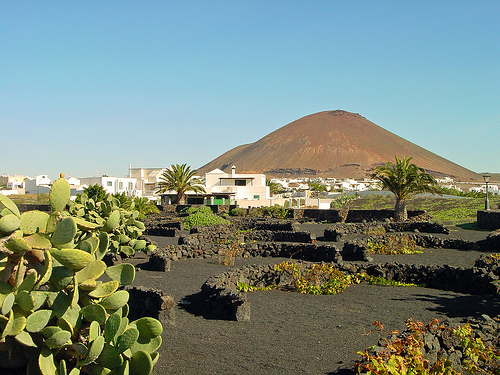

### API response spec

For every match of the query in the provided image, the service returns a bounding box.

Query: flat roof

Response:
[218,176,255,180]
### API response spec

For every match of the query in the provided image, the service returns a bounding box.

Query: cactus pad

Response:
[75,260,106,284]
[130,350,153,375]
[105,263,136,286]
[50,249,92,270]
[88,280,119,298]
[49,178,71,212]
[44,329,72,349]
[132,317,163,339]
[116,327,139,353]
[20,211,50,235]
[15,330,37,347]
[81,304,107,325]
[80,335,105,366]
[15,290,36,311]
[0,194,20,218]
[26,309,53,332]
[51,217,77,247]
[103,210,120,232]
[99,290,129,311]
[96,343,124,369]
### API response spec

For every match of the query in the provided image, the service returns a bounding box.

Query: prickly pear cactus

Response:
[0,177,163,374]
[67,193,156,258]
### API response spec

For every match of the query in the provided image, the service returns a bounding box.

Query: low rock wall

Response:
[324,222,449,241]
[146,241,341,270]
[125,286,176,326]
[202,254,500,321]
[143,213,182,236]
[242,242,340,262]
[229,217,297,231]
[243,230,315,243]
[477,209,500,230]
[341,234,477,261]
[292,209,429,222]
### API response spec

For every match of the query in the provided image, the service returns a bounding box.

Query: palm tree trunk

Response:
[394,198,407,222]
[177,193,185,205]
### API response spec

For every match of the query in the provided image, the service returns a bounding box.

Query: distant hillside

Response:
[197,110,480,181]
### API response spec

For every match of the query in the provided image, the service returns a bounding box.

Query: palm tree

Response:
[371,156,440,221]
[156,164,205,204]
[266,179,283,196]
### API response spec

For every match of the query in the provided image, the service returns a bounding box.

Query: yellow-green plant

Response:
[363,225,386,236]
[274,261,353,295]
[236,282,275,292]
[366,235,423,255]
[360,273,425,287]
[0,176,162,374]
[356,319,500,375]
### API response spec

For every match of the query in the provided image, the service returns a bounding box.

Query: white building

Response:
[24,175,52,194]
[204,166,270,207]
[128,166,166,199]
[80,176,138,196]
[470,185,499,195]
[0,175,26,195]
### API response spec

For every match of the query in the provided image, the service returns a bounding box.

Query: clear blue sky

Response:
[2,1,499,179]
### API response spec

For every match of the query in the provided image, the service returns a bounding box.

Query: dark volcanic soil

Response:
[130,226,499,375]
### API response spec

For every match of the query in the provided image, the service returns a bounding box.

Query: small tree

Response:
[156,164,205,204]
[80,183,108,202]
[371,156,440,221]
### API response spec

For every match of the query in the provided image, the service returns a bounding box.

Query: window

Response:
[107,181,112,186]
[128,182,133,190]
[119,182,123,189]
[235,179,247,186]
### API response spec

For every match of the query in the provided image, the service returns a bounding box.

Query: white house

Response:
[204,166,270,207]
[80,176,138,196]
[128,166,166,199]
[0,175,26,195]
[24,175,52,194]
[470,185,499,195]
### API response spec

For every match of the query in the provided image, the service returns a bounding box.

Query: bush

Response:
[274,261,353,295]
[229,208,247,217]
[249,205,289,219]
[366,235,423,255]
[356,319,500,374]
[183,207,230,230]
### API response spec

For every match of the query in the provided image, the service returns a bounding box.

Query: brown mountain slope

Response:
[197,110,479,181]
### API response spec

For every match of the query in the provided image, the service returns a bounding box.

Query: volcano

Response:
[196,110,479,181]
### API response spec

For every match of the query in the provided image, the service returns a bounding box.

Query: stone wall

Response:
[477,209,500,230]
[324,222,450,241]
[291,209,429,222]
[341,234,477,261]
[243,230,315,243]
[242,242,340,262]
[200,253,500,321]
[126,286,176,326]
[18,204,51,212]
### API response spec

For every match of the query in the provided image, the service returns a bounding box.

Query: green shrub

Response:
[0,177,162,374]
[182,207,230,230]
[229,208,247,217]
[249,205,289,219]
